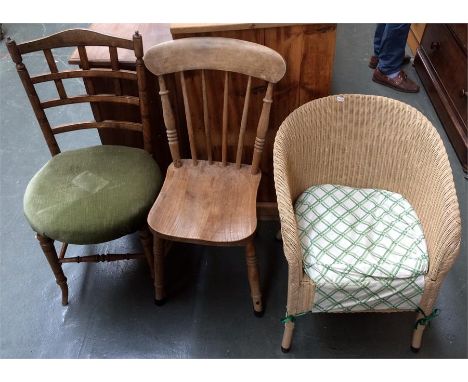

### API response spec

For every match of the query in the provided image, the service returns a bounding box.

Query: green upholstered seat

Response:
[24,145,162,245]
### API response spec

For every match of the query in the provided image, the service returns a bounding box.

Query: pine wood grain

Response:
[147,160,261,245]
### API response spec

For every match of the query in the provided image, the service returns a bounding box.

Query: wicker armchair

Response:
[273,94,461,352]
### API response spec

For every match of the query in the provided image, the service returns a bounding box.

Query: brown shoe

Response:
[372,68,420,93]
[368,55,411,69]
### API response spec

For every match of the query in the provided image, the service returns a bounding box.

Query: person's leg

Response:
[377,23,411,75]
[373,23,387,56]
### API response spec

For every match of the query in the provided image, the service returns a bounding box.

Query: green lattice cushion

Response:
[294,184,429,312]
[24,145,162,245]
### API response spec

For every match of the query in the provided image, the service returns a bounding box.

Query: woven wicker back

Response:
[274,94,461,279]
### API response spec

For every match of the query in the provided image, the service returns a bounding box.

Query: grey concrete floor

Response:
[0,23,466,359]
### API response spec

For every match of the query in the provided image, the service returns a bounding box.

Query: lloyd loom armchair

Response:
[7,29,162,305]
[273,94,461,352]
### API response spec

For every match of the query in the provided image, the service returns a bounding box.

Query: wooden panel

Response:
[69,24,172,67]
[298,24,336,103]
[171,23,298,35]
[448,24,467,53]
[415,23,467,172]
[421,24,467,126]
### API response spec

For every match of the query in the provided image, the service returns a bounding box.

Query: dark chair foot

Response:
[254,309,265,318]
[281,346,290,353]
[154,298,167,306]
[410,346,420,353]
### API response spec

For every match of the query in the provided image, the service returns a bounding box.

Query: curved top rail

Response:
[144,37,286,83]
[17,28,134,54]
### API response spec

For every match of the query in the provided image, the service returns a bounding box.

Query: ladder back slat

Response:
[41,94,140,109]
[235,76,252,168]
[222,71,229,166]
[52,120,143,134]
[31,69,137,83]
[180,71,198,165]
[251,82,274,174]
[109,46,122,95]
[43,49,67,99]
[201,70,212,164]
[158,75,181,167]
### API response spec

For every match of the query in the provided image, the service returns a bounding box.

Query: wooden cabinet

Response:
[414,24,467,172]
[69,23,337,217]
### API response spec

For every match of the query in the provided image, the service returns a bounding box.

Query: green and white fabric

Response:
[294,184,428,312]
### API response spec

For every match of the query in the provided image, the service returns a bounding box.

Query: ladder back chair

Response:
[144,37,286,315]
[7,29,162,305]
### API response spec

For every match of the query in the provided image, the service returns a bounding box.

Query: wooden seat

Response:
[144,37,286,314]
[148,160,261,244]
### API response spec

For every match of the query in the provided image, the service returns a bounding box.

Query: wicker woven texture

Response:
[273,94,461,316]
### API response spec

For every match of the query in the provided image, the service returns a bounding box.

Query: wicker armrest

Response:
[273,127,305,286]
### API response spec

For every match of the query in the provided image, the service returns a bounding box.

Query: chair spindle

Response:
[251,82,274,174]
[158,75,181,167]
[222,71,229,166]
[201,70,213,164]
[180,71,198,165]
[236,76,252,168]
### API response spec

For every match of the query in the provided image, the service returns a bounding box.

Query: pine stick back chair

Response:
[144,37,286,314]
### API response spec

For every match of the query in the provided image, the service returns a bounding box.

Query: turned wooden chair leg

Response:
[411,309,429,352]
[138,227,154,278]
[37,234,68,306]
[153,235,166,305]
[281,321,295,353]
[245,239,263,316]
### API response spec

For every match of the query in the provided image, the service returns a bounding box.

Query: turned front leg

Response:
[138,227,154,278]
[245,239,263,316]
[153,235,166,305]
[37,234,68,306]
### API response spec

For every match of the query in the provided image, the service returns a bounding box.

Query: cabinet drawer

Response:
[421,24,467,125]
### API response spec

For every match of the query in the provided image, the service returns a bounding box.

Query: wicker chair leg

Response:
[245,240,263,317]
[153,236,166,306]
[411,310,428,352]
[281,321,295,353]
[37,234,68,306]
[139,227,154,278]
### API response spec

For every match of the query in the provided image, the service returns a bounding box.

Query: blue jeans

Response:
[373,24,411,75]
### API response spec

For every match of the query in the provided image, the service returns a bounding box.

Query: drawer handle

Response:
[430,41,440,49]
[461,89,467,98]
